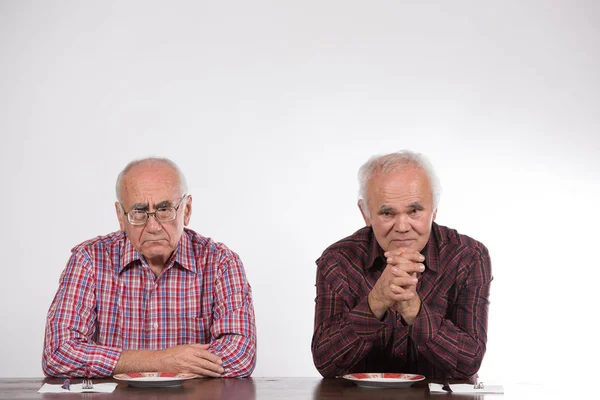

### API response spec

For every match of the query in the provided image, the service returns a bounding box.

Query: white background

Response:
[1,0,599,383]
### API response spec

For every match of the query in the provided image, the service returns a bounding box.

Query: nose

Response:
[394,213,410,233]
[144,214,163,232]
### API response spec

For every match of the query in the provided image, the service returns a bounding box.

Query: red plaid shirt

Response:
[43,228,256,378]
[312,223,491,379]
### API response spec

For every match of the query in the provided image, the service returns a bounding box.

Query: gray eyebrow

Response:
[131,202,149,211]
[376,202,424,214]
[407,202,424,211]
[130,199,173,211]
[155,200,173,209]
[377,205,394,214]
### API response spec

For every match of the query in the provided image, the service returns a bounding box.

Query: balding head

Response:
[116,157,188,203]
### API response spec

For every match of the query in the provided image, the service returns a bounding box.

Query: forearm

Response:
[43,253,120,378]
[367,290,390,320]
[42,339,121,377]
[312,295,394,377]
[209,283,257,377]
[113,350,166,374]
[409,245,492,377]
[209,332,256,377]
[409,301,487,377]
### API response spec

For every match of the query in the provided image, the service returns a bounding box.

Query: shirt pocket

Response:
[179,314,212,345]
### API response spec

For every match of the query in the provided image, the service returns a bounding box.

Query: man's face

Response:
[115,163,192,265]
[360,166,437,253]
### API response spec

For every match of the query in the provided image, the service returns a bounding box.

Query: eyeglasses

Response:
[121,194,187,226]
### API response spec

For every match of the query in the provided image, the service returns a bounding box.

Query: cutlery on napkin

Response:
[38,383,118,393]
[429,383,504,394]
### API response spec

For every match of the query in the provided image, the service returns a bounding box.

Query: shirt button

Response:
[152,323,159,328]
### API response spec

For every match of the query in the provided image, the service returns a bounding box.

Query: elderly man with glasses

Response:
[42,157,256,378]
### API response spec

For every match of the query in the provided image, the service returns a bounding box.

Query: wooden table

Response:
[0,377,575,399]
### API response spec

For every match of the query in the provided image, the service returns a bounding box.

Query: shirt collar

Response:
[366,222,441,272]
[366,229,386,271]
[174,230,197,273]
[118,229,197,274]
[421,222,440,272]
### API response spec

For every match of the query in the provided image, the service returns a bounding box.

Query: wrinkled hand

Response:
[385,250,424,323]
[368,250,424,323]
[159,344,224,377]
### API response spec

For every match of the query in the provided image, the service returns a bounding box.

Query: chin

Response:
[142,244,171,255]
[387,242,416,251]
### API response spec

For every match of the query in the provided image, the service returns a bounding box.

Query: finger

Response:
[389,274,419,287]
[190,343,211,350]
[388,271,419,286]
[195,358,225,375]
[384,250,425,263]
[192,366,223,378]
[194,350,223,365]
[386,265,410,278]
[389,262,425,275]
[389,285,416,301]
[386,253,425,267]
[184,358,224,377]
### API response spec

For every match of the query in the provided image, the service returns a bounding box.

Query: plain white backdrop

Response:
[1,0,599,383]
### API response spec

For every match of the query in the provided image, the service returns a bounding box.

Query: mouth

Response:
[143,239,168,245]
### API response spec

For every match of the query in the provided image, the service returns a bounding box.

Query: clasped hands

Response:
[368,250,424,324]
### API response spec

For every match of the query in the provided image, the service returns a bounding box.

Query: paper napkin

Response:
[429,383,504,394]
[38,383,118,393]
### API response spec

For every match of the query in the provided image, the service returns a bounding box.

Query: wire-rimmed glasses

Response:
[121,194,187,226]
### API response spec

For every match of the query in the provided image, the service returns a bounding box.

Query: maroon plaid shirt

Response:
[312,223,492,379]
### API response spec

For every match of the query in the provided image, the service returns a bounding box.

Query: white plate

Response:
[342,373,425,389]
[113,372,198,388]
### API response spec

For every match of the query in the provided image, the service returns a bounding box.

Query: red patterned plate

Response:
[342,372,425,389]
[113,372,198,387]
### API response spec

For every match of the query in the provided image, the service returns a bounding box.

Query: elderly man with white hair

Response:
[312,150,492,381]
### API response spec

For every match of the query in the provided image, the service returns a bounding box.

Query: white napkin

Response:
[38,383,118,393]
[429,383,504,394]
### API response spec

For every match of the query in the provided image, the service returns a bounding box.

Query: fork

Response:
[441,380,452,393]
[82,379,94,390]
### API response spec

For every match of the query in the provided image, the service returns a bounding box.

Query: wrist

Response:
[154,349,167,371]
[368,290,391,320]
[399,299,421,325]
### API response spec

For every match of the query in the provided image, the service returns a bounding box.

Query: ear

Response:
[115,202,126,231]
[183,195,192,226]
[432,207,437,221]
[358,200,372,227]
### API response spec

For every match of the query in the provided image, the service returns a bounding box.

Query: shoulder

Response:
[69,231,125,259]
[61,231,124,280]
[316,226,372,270]
[183,228,243,265]
[433,223,489,256]
[431,223,492,280]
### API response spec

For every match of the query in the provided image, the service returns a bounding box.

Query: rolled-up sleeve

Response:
[42,251,121,377]
[208,253,257,377]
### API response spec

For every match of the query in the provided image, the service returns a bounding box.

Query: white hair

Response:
[358,150,441,217]
[115,157,188,203]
